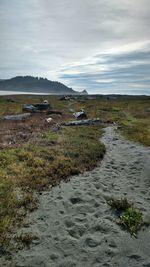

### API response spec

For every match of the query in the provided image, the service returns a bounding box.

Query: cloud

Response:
[0,0,150,94]
[60,42,150,94]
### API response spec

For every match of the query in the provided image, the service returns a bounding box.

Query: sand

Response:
[3,126,150,267]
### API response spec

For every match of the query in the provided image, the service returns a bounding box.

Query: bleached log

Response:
[2,113,31,121]
[63,118,104,126]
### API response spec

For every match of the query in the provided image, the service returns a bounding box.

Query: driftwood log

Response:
[23,103,50,112]
[2,113,31,121]
[63,118,104,126]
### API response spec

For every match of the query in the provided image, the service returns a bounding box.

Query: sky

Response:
[0,0,150,95]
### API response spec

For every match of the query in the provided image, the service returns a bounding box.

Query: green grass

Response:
[108,197,143,236]
[120,207,143,236]
[0,95,149,146]
[0,123,105,248]
[54,95,150,145]
[84,96,150,145]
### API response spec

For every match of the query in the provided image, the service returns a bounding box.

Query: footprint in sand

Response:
[2,126,150,267]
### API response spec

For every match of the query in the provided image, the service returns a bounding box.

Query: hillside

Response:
[0,76,88,95]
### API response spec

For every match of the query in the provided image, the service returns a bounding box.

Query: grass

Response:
[0,94,149,146]
[70,95,150,145]
[108,197,143,236]
[120,207,143,236]
[0,123,105,249]
[15,233,39,248]
[107,197,132,211]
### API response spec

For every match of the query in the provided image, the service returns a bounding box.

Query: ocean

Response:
[0,91,51,96]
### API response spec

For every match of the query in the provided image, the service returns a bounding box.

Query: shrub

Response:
[120,207,143,235]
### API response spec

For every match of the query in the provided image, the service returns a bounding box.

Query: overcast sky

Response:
[0,0,150,94]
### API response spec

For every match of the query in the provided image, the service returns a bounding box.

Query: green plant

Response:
[107,197,132,211]
[120,207,143,236]
[108,197,143,236]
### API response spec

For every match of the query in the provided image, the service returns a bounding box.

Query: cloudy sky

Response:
[0,0,150,94]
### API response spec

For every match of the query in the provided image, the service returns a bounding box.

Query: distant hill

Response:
[0,76,88,95]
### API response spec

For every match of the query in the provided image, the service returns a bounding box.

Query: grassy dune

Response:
[0,94,149,248]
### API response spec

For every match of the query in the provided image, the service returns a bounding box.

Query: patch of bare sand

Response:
[2,126,150,267]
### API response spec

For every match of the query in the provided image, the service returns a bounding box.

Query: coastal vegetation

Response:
[108,197,143,236]
[0,94,149,248]
[0,106,105,248]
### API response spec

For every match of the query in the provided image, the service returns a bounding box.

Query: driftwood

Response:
[73,111,87,119]
[63,118,104,126]
[23,103,50,112]
[2,113,31,121]
[47,110,63,115]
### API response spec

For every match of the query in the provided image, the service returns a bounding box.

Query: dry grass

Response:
[107,197,132,211]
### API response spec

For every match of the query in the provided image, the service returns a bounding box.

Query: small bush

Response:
[120,208,143,235]
[15,233,38,247]
[108,197,132,211]
[108,197,143,236]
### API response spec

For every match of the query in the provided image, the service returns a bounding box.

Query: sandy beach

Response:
[3,126,150,267]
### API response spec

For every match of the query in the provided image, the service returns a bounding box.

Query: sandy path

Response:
[10,127,150,266]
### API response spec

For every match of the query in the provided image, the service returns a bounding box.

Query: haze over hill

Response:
[0,76,88,95]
